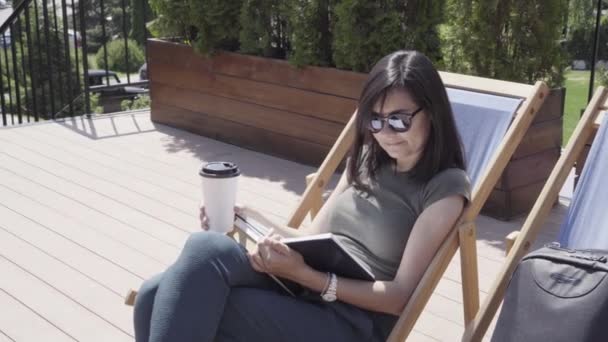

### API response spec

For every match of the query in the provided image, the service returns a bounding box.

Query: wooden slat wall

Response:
[148,39,564,221]
[484,88,564,219]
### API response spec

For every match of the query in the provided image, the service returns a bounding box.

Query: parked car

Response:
[88,69,148,113]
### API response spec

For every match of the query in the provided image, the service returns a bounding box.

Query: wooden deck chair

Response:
[125,73,548,342]
[462,86,608,342]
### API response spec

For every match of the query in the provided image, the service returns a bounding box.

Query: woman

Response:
[134,50,471,342]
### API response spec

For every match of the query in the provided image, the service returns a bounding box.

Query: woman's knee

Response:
[180,232,243,265]
[134,273,163,310]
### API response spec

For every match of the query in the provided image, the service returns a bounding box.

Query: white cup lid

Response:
[200,162,240,178]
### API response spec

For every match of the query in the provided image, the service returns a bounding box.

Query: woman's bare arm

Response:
[285,195,465,315]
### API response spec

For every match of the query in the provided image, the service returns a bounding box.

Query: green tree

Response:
[442,0,568,87]
[77,0,133,54]
[332,0,445,72]
[130,0,154,46]
[96,38,145,73]
[239,0,289,58]
[287,0,334,67]
[149,0,242,54]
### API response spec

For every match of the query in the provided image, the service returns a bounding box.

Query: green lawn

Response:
[563,70,602,145]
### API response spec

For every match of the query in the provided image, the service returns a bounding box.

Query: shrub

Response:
[239,0,289,58]
[96,39,145,73]
[287,0,333,67]
[149,0,242,54]
[121,94,150,111]
[442,0,568,87]
[332,0,444,72]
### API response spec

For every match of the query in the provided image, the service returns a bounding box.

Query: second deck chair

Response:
[260,73,549,341]
[125,73,548,341]
[463,86,608,341]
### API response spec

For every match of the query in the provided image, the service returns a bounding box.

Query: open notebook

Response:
[234,214,375,296]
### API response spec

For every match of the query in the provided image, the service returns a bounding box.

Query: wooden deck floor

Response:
[0,111,568,341]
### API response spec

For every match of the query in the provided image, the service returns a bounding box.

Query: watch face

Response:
[323,293,337,302]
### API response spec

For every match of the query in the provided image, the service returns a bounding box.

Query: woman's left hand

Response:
[248,234,308,280]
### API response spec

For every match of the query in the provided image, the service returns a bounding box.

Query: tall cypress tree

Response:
[288,0,334,67]
[130,0,153,47]
[239,0,289,58]
[332,0,445,72]
[443,0,568,87]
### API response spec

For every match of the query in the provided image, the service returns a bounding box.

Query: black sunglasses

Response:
[368,107,423,133]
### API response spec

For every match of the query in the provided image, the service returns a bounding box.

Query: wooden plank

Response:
[496,148,560,190]
[152,102,331,167]
[459,223,480,324]
[0,165,178,264]
[414,301,466,340]
[211,52,366,99]
[148,39,535,100]
[148,39,366,99]
[0,290,73,342]
[533,88,565,123]
[0,229,134,335]
[595,110,605,128]
[0,182,161,280]
[150,81,344,146]
[0,257,132,342]
[483,181,548,221]
[0,332,13,342]
[464,86,607,342]
[26,115,305,217]
[2,128,197,231]
[0,203,142,295]
[0,146,193,247]
[150,61,357,124]
[512,118,562,159]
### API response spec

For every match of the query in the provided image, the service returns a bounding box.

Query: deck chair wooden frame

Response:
[282,72,548,341]
[462,86,608,342]
[124,72,548,342]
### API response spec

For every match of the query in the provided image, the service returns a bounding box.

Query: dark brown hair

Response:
[348,50,466,190]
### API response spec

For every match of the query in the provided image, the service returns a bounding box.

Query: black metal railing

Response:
[0,0,149,127]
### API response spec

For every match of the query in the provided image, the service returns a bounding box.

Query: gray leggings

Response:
[133,232,380,342]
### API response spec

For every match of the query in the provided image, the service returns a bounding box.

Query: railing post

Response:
[60,0,74,117]
[99,0,110,85]
[0,47,5,126]
[33,0,48,119]
[3,32,14,125]
[24,4,39,122]
[122,0,130,84]
[10,23,22,124]
[17,16,31,123]
[70,0,81,99]
[78,0,91,115]
[42,0,56,116]
[51,0,65,114]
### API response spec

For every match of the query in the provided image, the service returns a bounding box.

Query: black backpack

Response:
[491,243,608,342]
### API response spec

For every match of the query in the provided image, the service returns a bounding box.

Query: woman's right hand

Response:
[199,204,244,231]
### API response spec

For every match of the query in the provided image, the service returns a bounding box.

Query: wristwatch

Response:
[321,273,338,302]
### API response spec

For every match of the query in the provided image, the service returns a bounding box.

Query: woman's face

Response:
[370,87,431,169]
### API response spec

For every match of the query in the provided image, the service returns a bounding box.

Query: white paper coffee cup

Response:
[200,162,240,234]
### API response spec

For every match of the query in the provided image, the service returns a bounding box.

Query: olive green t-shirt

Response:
[326,165,472,281]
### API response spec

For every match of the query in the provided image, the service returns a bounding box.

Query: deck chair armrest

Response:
[505,231,520,256]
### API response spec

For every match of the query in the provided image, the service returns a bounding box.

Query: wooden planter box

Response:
[148,39,564,221]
